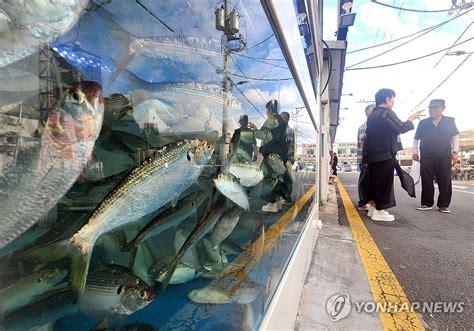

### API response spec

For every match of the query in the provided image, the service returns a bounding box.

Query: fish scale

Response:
[72,141,210,252]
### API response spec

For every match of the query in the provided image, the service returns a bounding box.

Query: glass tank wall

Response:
[0,1,319,330]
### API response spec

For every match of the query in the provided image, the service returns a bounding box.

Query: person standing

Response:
[280,111,295,164]
[364,88,423,221]
[230,114,257,163]
[412,99,459,213]
[332,152,338,176]
[356,104,375,211]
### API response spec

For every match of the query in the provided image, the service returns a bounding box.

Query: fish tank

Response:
[0,1,318,330]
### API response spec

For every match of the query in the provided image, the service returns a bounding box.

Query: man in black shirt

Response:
[412,99,459,213]
[364,88,423,222]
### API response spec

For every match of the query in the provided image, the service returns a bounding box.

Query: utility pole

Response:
[292,106,305,161]
[215,1,244,167]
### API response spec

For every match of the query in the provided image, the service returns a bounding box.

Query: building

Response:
[333,141,357,164]
[301,143,317,161]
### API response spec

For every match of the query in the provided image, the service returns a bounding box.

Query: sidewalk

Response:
[294,183,382,330]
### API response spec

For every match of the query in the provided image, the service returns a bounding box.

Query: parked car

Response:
[343,164,352,172]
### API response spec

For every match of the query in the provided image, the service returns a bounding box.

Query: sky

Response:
[324,0,474,148]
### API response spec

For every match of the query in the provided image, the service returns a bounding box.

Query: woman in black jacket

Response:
[364,88,423,222]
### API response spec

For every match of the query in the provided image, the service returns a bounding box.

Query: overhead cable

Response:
[230,52,289,69]
[347,8,472,54]
[345,37,473,70]
[229,55,268,103]
[370,0,454,13]
[411,54,472,111]
[232,84,266,119]
[433,22,473,68]
[246,34,274,49]
[230,72,293,81]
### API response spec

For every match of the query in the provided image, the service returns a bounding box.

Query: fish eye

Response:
[186,152,192,161]
[139,290,146,298]
[206,144,212,150]
[37,277,43,283]
[117,285,124,295]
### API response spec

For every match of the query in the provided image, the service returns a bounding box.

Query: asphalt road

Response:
[338,172,474,330]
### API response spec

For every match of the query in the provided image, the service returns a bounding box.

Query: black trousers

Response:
[358,164,369,207]
[420,156,452,208]
[368,158,396,210]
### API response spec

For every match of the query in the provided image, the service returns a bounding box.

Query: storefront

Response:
[0,1,324,329]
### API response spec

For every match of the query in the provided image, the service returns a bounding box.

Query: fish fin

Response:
[109,53,136,85]
[69,237,92,298]
[171,193,181,207]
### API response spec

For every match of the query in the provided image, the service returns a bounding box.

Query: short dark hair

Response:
[375,88,396,106]
[280,111,290,120]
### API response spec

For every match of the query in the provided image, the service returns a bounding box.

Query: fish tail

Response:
[69,236,91,297]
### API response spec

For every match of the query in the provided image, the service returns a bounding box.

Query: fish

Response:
[228,162,264,187]
[186,280,260,305]
[187,285,231,304]
[159,195,227,292]
[69,139,213,294]
[0,0,89,68]
[213,173,249,210]
[80,264,153,316]
[174,228,200,270]
[267,153,287,175]
[156,264,201,285]
[0,268,68,316]
[1,289,79,331]
[0,81,104,249]
[125,190,208,251]
[210,207,241,249]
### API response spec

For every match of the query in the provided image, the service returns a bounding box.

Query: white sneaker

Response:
[262,202,278,212]
[367,205,375,218]
[371,209,395,222]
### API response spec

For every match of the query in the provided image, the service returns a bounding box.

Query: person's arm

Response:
[451,134,459,164]
[385,110,415,134]
[412,139,420,161]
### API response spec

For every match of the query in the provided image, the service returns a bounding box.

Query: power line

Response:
[229,54,268,103]
[230,52,289,69]
[347,8,472,54]
[371,0,455,13]
[411,54,472,111]
[246,34,274,49]
[135,0,174,32]
[345,37,473,71]
[235,54,286,61]
[232,83,266,119]
[230,72,294,81]
[346,16,470,69]
[433,22,473,68]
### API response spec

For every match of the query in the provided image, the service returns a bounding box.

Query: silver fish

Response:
[0,268,68,316]
[0,0,89,67]
[267,153,286,175]
[1,289,78,331]
[80,264,153,316]
[126,190,208,250]
[159,196,227,291]
[0,81,104,248]
[286,160,296,182]
[210,207,241,249]
[187,285,231,304]
[213,173,249,210]
[228,163,264,187]
[157,264,201,285]
[70,140,213,293]
[174,228,200,270]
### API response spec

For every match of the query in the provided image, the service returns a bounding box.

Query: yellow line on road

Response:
[337,181,425,330]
